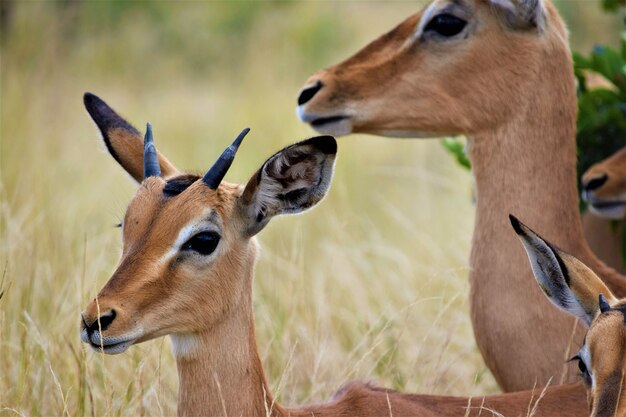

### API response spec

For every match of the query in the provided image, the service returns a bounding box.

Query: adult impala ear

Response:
[83,93,178,182]
[489,0,545,31]
[510,214,617,326]
[237,136,337,237]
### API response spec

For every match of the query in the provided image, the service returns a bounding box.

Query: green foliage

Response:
[441,137,471,170]
[603,0,626,12]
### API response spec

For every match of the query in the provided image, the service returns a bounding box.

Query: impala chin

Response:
[583,191,626,220]
[80,327,142,355]
[297,107,353,136]
[587,200,626,220]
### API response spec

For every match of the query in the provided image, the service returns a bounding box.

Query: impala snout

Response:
[297,74,355,136]
[81,303,140,354]
[582,171,626,220]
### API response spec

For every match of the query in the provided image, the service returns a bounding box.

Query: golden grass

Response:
[0,1,618,415]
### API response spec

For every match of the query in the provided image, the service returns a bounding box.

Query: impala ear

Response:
[83,93,179,182]
[489,0,545,31]
[510,215,617,326]
[237,136,337,237]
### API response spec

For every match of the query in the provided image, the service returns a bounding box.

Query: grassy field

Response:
[0,1,621,415]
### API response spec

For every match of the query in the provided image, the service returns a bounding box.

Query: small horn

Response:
[143,123,161,178]
[202,128,250,189]
[599,294,612,314]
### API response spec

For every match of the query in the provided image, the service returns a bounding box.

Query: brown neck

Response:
[466,40,626,391]
[173,291,278,417]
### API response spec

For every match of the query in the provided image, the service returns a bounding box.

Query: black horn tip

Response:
[143,122,161,179]
[144,122,154,144]
[599,294,612,314]
[232,128,251,148]
[202,127,250,189]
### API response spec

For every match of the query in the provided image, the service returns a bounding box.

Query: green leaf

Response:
[441,137,471,170]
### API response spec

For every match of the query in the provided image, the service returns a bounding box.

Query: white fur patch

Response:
[170,333,200,359]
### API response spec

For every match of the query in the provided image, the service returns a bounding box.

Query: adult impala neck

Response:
[469,81,583,258]
[173,289,276,417]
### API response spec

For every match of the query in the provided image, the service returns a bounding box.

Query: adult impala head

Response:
[512,215,626,417]
[80,93,337,357]
[582,146,626,220]
[297,0,568,137]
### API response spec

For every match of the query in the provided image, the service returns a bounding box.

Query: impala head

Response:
[297,0,571,137]
[582,146,626,220]
[511,215,626,417]
[80,93,337,355]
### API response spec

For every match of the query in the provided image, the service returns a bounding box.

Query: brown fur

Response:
[80,96,591,416]
[297,0,626,391]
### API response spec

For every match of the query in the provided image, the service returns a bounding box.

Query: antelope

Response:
[512,214,626,417]
[582,146,626,220]
[296,0,626,391]
[80,93,590,416]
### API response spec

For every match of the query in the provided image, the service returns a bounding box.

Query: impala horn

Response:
[143,123,161,178]
[202,128,250,189]
[599,294,612,314]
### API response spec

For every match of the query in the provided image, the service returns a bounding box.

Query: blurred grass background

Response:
[0,1,621,415]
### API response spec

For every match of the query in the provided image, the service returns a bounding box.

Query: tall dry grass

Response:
[0,1,619,415]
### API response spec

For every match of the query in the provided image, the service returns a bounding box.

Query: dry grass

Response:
[0,1,618,416]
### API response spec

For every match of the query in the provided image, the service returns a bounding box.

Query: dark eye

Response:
[424,13,467,37]
[572,355,591,384]
[182,232,220,256]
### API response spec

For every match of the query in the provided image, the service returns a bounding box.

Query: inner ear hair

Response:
[489,0,545,31]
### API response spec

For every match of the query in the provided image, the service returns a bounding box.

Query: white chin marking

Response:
[170,333,199,359]
[310,119,353,136]
[589,203,626,220]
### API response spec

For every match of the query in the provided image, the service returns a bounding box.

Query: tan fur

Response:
[107,127,178,181]
[81,103,591,416]
[297,0,626,391]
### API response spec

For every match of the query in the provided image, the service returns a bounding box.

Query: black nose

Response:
[584,174,608,191]
[298,81,323,106]
[84,309,116,333]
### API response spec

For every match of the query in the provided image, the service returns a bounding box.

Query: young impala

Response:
[512,214,626,417]
[297,0,626,391]
[81,93,588,416]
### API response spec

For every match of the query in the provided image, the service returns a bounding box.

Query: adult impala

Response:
[297,0,626,391]
[81,93,588,416]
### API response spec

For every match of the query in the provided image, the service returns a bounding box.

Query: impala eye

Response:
[182,232,221,256]
[424,13,467,37]
[572,355,592,384]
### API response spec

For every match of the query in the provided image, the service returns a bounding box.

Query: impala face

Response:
[80,93,337,356]
[582,147,626,219]
[512,215,626,417]
[297,0,564,137]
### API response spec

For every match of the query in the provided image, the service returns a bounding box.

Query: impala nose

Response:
[298,81,323,106]
[583,174,608,191]
[83,309,117,333]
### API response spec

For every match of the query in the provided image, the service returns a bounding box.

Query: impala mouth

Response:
[310,115,350,127]
[583,191,626,219]
[80,327,140,355]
